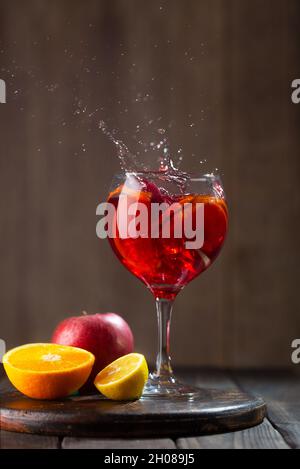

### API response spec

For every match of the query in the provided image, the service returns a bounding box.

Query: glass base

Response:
[142,373,201,399]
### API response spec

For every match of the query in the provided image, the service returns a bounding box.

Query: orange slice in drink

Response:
[3,343,95,400]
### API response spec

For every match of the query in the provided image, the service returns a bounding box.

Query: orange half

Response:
[3,343,95,400]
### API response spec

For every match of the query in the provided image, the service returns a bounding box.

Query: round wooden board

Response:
[0,386,266,438]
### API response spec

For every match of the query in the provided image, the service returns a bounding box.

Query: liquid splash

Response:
[98,119,196,194]
[99,119,180,174]
[99,120,137,171]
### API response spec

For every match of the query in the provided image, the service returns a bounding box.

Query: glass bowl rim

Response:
[113,170,223,183]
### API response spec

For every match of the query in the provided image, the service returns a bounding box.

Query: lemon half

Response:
[94,353,148,401]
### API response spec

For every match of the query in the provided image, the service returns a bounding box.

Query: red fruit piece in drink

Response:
[140,180,166,204]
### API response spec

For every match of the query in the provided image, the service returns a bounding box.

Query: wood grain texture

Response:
[186,369,239,391]
[2,368,300,449]
[233,370,300,403]
[0,0,299,369]
[235,370,300,449]
[176,420,290,450]
[268,402,300,425]
[0,431,60,449]
[0,370,266,438]
[273,424,300,450]
[62,438,176,449]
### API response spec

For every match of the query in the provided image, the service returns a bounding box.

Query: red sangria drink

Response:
[107,171,228,397]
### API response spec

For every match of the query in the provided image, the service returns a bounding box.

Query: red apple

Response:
[51,312,134,390]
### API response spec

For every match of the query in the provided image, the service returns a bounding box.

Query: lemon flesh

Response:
[94,353,149,401]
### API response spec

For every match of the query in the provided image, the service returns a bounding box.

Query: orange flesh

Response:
[6,344,92,372]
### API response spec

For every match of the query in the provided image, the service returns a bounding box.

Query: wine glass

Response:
[106,170,228,398]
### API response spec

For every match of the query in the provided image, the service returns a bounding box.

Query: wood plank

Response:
[274,424,300,450]
[62,438,176,449]
[177,420,290,450]
[233,370,300,403]
[234,370,300,448]
[177,368,240,390]
[0,430,60,449]
[268,401,300,424]
[233,372,300,419]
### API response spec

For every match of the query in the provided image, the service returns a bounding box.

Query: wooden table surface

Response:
[1,367,299,450]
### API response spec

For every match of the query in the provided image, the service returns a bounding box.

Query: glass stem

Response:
[153,298,175,380]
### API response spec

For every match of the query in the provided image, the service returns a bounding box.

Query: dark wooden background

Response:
[0,0,299,368]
